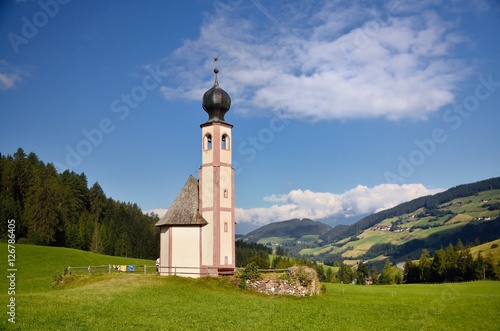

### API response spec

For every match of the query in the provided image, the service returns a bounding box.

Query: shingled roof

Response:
[155,175,208,227]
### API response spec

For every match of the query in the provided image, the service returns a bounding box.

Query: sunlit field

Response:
[2,244,499,330]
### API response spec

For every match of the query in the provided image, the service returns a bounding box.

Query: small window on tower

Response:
[221,134,229,150]
[224,189,228,198]
[206,134,212,150]
[224,222,228,232]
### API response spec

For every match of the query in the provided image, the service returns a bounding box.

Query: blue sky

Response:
[1,0,499,234]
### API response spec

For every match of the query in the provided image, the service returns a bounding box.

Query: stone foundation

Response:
[245,266,321,296]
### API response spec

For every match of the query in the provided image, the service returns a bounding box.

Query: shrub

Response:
[238,262,261,289]
[491,243,498,249]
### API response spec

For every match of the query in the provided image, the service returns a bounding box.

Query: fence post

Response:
[88,266,91,274]
[68,266,71,275]
[109,264,111,274]
[144,265,147,275]
[174,267,177,276]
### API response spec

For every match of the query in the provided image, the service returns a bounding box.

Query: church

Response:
[155,67,235,277]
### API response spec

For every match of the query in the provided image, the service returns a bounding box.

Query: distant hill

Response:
[304,178,500,264]
[318,177,500,244]
[237,177,500,265]
[239,218,332,243]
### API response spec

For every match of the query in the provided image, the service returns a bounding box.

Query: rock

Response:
[244,266,321,296]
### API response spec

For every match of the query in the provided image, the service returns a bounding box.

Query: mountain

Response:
[239,218,332,243]
[238,177,500,266]
[316,213,369,227]
[318,177,500,244]
[306,177,500,264]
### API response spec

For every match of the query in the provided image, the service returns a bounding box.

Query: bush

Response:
[491,243,499,249]
[238,262,261,289]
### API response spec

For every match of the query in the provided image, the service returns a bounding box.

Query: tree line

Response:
[403,241,500,283]
[0,148,159,259]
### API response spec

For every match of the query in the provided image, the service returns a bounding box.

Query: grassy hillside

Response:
[319,177,500,244]
[301,190,500,261]
[301,190,500,264]
[2,244,500,330]
[240,218,331,245]
[0,243,154,293]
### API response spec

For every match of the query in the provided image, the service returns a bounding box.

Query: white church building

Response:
[155,67,235,277]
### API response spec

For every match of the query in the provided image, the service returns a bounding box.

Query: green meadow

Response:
[2,244,500,330]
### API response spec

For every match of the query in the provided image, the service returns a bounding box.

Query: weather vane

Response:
[213,55,219,65]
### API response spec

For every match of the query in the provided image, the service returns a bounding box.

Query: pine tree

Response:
[379,259,393,285]
[403,258,420,283]
[24,164,62,245]
[337,263,353,284]
[370,266,379,284]
[356,260,369,285]
[430,248,446,282]
[419,249,432,282]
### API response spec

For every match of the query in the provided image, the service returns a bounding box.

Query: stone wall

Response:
[245,266,321,296]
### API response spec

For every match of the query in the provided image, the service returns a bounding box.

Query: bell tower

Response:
[199,67,235,274]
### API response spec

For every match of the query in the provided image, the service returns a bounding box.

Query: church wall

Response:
[220,127,231,164]
[200,167,213,208]
[219,166,233,209]
[159,227,170,276]
[220,210,234,266]
[170,227,202,278]
[201,126,213,164]
[201,212,214,266]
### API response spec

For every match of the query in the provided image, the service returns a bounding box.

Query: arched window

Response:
[221,134,229,150]
[205,134,212,150]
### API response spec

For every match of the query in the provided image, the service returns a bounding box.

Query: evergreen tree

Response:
[419,249,432,283]
[356,260,369,285]
[337,263,354,284]
[403,258,420,283]
[379,259,393,285]
[484,253,499,280]
[24,164,62,245]
[370,266,379,285]
[430,248,447,282]
[474,252,485,280]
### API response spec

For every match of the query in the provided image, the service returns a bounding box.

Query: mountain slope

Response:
[239,218,332,243]
[318,177,500,244]
[306,187,500,264]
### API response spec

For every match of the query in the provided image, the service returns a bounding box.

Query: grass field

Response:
[2,244,500,330]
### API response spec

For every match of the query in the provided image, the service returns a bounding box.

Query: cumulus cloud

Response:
[236,183,442,226]
[0,60,23,90]
[156,1,472,121]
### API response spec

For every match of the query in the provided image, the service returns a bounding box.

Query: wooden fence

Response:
[67,264,158,275]
[66,265,240,277]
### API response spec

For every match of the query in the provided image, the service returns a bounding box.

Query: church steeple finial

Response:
[213,56,219,85]
[202,58,231,124]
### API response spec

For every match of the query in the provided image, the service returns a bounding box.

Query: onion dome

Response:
[202,68,231,123]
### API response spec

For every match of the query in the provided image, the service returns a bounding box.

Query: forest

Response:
[403,241,500,283]
[0,148,159,259]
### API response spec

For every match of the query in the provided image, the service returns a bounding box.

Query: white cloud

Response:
[157,1,472,121]
[236,183,442,226]
[0,60,23,90]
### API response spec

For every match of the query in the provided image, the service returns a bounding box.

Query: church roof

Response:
[155,175,208,227]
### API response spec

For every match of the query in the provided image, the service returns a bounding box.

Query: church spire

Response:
[202,65,231,124]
